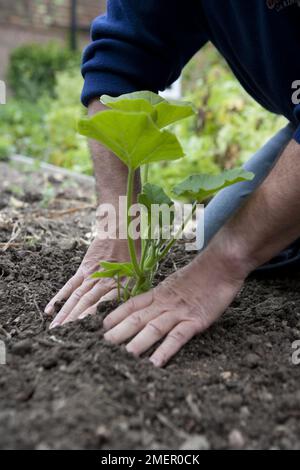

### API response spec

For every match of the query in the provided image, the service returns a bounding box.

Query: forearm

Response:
[88,99,141,206]
[207,140,300,277]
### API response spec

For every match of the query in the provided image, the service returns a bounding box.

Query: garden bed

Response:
[0,161,300,450]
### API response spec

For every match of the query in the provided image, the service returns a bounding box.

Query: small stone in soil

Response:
[245,352,260,368]
[240,406,250,419]
[221,393,243,409]
[11,339,33,356]
[228,429,245,449]
[42,355,58,369]
[57,239,77,251]
[220,371,232,380]
[35,442,52,451]
[246,334,261,347]
[180,434,210,451]
[95,425,110,444]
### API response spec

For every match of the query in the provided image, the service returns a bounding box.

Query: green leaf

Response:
[173,168,254,202]
[139,183,175,237]
[101,91,196,128]
[101,98,155,117]
[91,261,135,279]
[101,91,164,106]
[78,110,184,170]
[138,183,174,210]
[155,101,196,128]
[91,271,117,279]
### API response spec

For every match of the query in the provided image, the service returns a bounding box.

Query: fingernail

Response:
[44,305,52,315]
[78,313,87,320]
[49,321,59,330]
[103,332,113,342]
[126,345,138,357]
[149,357,160,368]
[102,319,110,331]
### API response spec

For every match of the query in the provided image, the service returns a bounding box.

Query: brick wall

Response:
[0,0,105,30]
[0,0,106,79]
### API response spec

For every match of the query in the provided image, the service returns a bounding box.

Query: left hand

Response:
[103,249,246,367]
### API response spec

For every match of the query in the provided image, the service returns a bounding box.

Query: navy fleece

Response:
[81,0,300,143]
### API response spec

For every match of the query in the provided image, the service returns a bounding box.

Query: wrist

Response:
[202,226,257,283]
[95,194,141,241]
[88,98,106,115]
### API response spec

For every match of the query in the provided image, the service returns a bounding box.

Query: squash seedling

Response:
[78,91,254,300]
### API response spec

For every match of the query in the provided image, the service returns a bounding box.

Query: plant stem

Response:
[127,168,143,277]
[143,164,149,185]
[158,200,197,261]
[140,238,151,271]
[116,274,121,302]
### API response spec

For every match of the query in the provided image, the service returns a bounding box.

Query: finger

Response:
[77,288,119,320]
[150,321,198,368]
[103,290,153,331]
[98,288,120,303]
[44,273,83,315]
[49,278,98,328]
[77,302,99,320]
[126,311,180,357]
[98,278,127,304]
[104,302,160,345]
[61,279,115,324]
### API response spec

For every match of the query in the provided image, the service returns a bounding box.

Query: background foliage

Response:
[7,42,80,101]
[0,42,287,189]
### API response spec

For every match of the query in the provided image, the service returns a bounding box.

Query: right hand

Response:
[45,237,133,328]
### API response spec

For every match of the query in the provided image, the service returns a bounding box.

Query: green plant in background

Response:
[7,42,80,101]
[0,42,86,167]
[0,99,48,158]
[43,70,90,173]
[0,136,12,161]
[0,68,90,171]
[78,91,254,300]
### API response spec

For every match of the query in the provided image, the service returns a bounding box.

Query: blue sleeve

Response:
[81,0,207,107]
[294,104,300,144]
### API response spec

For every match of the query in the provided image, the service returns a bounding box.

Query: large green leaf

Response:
[78,110,184,169]
[101,91,196,128]
[173,168,254,202]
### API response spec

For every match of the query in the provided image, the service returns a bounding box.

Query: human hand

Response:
[45,237,134,328]
[103,248,246,367]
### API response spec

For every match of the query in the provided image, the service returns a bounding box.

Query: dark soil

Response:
[1,161,300,450]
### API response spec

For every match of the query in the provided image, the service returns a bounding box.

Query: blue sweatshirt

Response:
[81,0,300,143]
